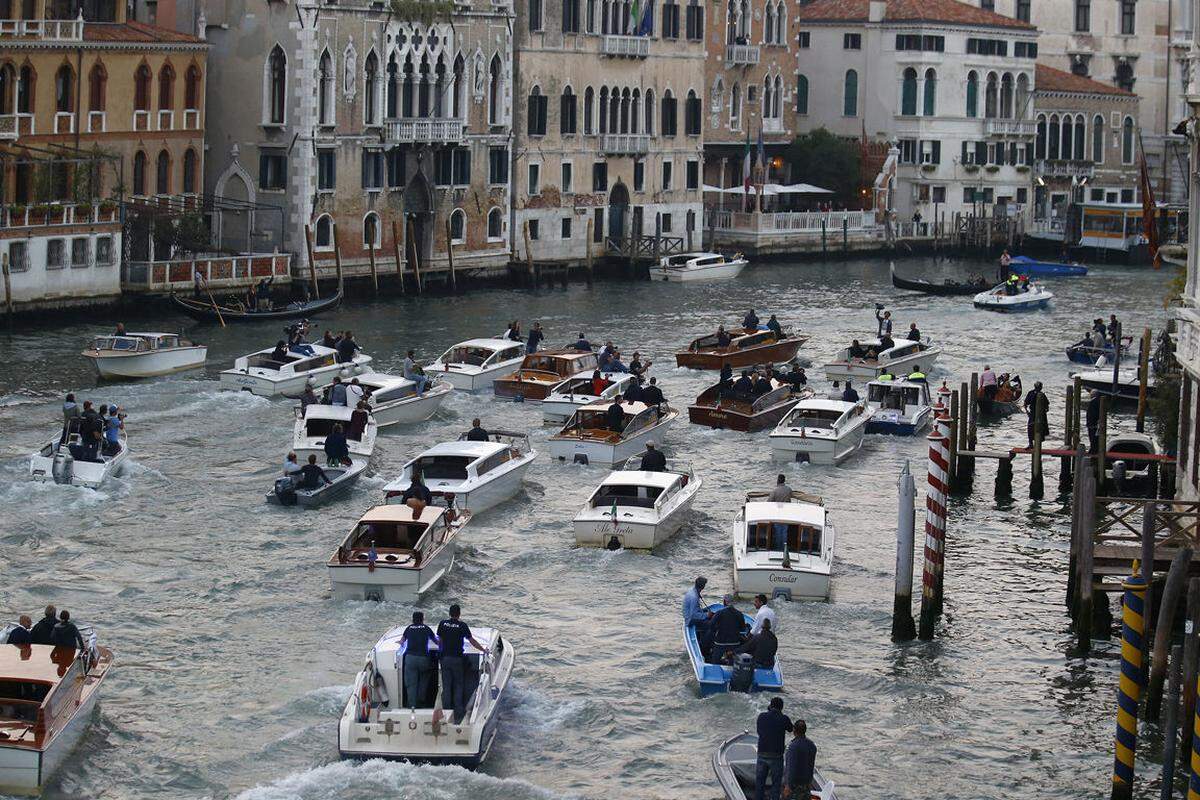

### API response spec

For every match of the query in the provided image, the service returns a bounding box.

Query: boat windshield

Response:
[783,407,842,428]
[348,520,429,550]
[443,346,495,366]
[592,484,663,508]
[746,521,822,554]
[305,418,366,441]
[92,336,143,352]
[414,455,472,480]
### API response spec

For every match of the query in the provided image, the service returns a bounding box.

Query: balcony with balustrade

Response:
[725,44,760,65]
[984,119,1035,137]
[1035,159,1095,179]
[0,15,84,40]
[0,114,17,141]
[382,118,467,145]
[601,35,649,58]
[600,133,650,155]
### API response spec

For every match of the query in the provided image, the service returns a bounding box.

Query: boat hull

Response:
[974,297,1051,311]
[891,266,989,296]
[675,339,803,370]
[492,377,555,401]
[648,262,745,282]
[866,408,930,436]
[573,486,697,549]
[85,346,207,379]
[389,457,535,514]
[769,427,865,465]
[373,385,451,426]
[219,362,365,397]
[328,546,455,601]
[171,290,342,322]
[426,360,522,392]
[548,416,674,466]
[29,441,128,488]
[687,399,795,432]
[733,565,830,602]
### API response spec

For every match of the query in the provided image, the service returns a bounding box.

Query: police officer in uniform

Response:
[437,604,489,724]
[400,611,439,709]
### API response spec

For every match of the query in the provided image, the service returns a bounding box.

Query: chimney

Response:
[868,0,885,22]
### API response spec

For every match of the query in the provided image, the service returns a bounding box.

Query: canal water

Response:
[0,257,1177,799]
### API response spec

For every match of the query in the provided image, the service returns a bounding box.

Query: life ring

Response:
[358,679,370,722]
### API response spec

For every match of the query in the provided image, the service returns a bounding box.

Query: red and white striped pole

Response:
[919,426,950,640]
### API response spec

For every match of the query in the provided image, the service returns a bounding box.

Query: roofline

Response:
[2,40,209,50]
[795,17,1036,33]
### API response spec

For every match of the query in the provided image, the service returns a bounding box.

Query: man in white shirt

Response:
[750,594,777,636]
[980,365,998,401]
[345,378,365,408]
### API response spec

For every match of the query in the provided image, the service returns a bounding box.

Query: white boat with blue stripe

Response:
[865,378,931,436]
[684,604,783,697]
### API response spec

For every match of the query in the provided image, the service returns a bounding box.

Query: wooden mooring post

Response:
[1060,384,1076,493]
[995,455,1014,499]
[445,218,457,292]
[391,220,406,295]
[1147,546,1193,719]
[1180,578,1200,771]
[892,460,917,642]
[1074,458,1096,654]
[407,217,422,293]
[303,224,321,299]
[947,390,960,490]
[1137,326,1152,433]
[331,222,345,293]
[1097,395,1110,490]
[523,220,535,287]
[1161,643,1183,800]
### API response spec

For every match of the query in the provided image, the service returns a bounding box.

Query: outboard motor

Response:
[274,476,298,506]
[1112,460,1128,494]
[729,653,755,693]
[51,450,74,485]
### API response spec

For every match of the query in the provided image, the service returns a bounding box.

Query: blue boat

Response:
[684,604,784,697]
[1008,255,1088,276]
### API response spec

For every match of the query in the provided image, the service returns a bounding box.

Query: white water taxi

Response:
[293,404,377,462]
[351,372,451,427]
[1074,367,1146,402]
[824,337,940,383]
[425,338,528,392]
[0,623,113,796]
[82,332,206,379]
[573,457,701,549]
[29,423,128,488]
[547,400,677,466]
[768,398,869,465]
[383,431,536,514]
[732,490,834,601]
[865,378,931,436]
[219,344,372,397]
[542,372,637,424]
[328,504,470,601]
[648,252,747,282]
[973,281,1054,311]
[337,623,514,767]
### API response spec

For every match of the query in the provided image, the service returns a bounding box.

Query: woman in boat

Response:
[324,423,351,466]
[348,401,370,440]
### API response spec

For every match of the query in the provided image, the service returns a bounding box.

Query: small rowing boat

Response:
[713,731,838,800]
[171,289,343,322]
[683,603,783,696]
[976,374,1022,417]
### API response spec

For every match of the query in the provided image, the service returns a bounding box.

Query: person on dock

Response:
[639,441,667,472]
[30,606,57,645]
[50,610,85,651]
[606,399,626,432]
[740,617,778,670]
[1086,390,1102,452]
[400,611,439,709]
[906,323,921,341]
[298,454,333,490]
[766,315,783,337]
[783,720,817,800]
[710,595,747,664]
[683,577,714,653]
[466,418,490,442]
[526,322,544,355]
[574,333,592,352]
[755,696,793,800]
[980,365,998,400]
[336,332,361,364]
[841,381,859,403]
[6,615,32,645]
[717,326,733,348]
[437,604,490,725]
[750,594,777,636]
[404,350,429,394]
[1023,381,1049,447]
[743,309,760,330]
[324,423,351,466]
[328,376,347,406]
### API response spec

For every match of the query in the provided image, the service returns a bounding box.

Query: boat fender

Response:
[358,680,370,722]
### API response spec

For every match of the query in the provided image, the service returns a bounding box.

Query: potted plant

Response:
[920,163,936,173]
[7,203,25,219]
[963,163,979,174]
[1015,164,1030,173]
[985,164,1000,173]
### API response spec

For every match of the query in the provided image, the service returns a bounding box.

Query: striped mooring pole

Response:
[917,426,950,640]
[1190,665,1200,800]
[1112,574,1147,800]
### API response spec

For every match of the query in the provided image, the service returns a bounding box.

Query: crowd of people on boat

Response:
[59,393,125,462]
[396,604,490,725]
[5,605,87,651]
[718,362,807,402]
[683,577,780,670]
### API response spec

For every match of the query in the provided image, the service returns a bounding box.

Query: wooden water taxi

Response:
[688,379,812,432]
[492,349,600,401]
[547,400,677,466]
[675,328,806,370]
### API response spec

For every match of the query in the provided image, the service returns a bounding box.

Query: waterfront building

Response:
[511,0,706,263]
[1175,38,1200,499]
[793,0,1038,224]
[201,0,514,277]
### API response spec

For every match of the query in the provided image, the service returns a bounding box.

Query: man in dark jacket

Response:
[298,455,333,490]
[336,332,361,364]
[732,371,754,399]
[30,606,57,645]
[6,615,32,645]
[1024,381,1049,447]
[324,423,351,466]
[743,309,760,329]
[640,377,665,409]
[49,610,86,651]
[756,697,793,800]
[526,322,544,355]
[639,442,667,472]
[783,720,817,800]
[1085,390,1102,452]
[709,595,747,664]
[466,418,490,442]
[606,400,626,432]
[741,618,778,669]
[766,315,783,337]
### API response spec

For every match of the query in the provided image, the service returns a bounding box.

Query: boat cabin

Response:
[779,401,858,431]
[300,406,368,441]
[403,441,518,482]
[664,252,729,268]
[244,346,337,373]
[743,497,826,556]
[866,380,929,411]
[0,640,93,747]
[88,333,187,352]
[334,505,454,568]
[591,471,684,509]
[551,372,634,397]
[690,328,783,353]
[516,350,599,378]
[355,373,421,404]
[437,339,525,368]
[559,401,660,438]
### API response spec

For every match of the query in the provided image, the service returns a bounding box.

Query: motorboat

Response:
[0,623,113,796]
[688,380,813,432]
[1106,431,1160,495]
[29,423,128,488]
[890,262,990,296]
[683,603,783,696]
[1009,254,1088,276]
[648,252,747,282]
[337,623,514,768]
[382,431,536,514]
[1066,335,1130,365]
[171,288,343,322]
[865,378,931,435]
[81,332,206,379]
[1074,367,1149,402]
[293,404,377,462]
[572,457,701,549]
[349,372,451,427]
[973,281,1053,311]
[976,374,1022,418]
[547,400,678,466]
[542,371,638,424]
[768,398,870,465]
[219,343,372,397]
[714,731,838,800]
[267,458,369,508]
[823,337,940,383]
[328,504,470,601]
[492,349,601,401]
[732,490,834,601]
[425,337,528,392]
[676,327,807,370]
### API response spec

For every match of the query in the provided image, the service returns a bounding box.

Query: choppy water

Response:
[0,256,1178,800]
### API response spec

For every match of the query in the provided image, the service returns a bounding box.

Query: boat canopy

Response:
[781,401,854,428]
[439,339,525,366]
[867,381,928,409]
[521,351,599,375]
[91,333,184,351]
[245,347,338,373]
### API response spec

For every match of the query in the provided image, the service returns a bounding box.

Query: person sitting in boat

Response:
[269,340,289,363]
[716,326,733,348]
[629,352,651,376]
[321,330,339,348]
[298,454,333,490]
[640,441,667,472]
[683,576,714,653]
[287,321,316,357]
[710,595,748,664]
[751,372,773,397]
[750,594,777,636]
[980,365,998,400]
[641,377,665,414]
[400,611,440,710]
[574,333,592,352]
[589,370,609,396]
[466,418,490,442]
[878,333,895,352]
[504,321,522,342]
[906,366,926,382]
[1092,318,1107,340]
[328,376,348,406]
[731,371,754,400]
[348,401,371,441]
[607,352,630,373]
[283,451,303,480]
[766,315,783,337]
[336,332,361,364]
[785,363,807,388]
[606,399,627,432]
[907,323,921,342]
[877,371,895,383]
[5,615,32,645]
[623,376,643,403]
[842,381,859,403]
[324,423,352,467]
[743,309,760,330]
[102,405,123,455]
[402,471,433,518]
[49,609,86,651]
[404,350,429,395]
[847,339,866,360]
[740,617,778,670]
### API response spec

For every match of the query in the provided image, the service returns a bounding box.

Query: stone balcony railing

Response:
[762,117,783,134]
[984,119,1036,137]
[0,16,84,40]
[725,44,760,65]
[600,133,650,155]
[1035,158,1095,178]
[382,118,466,144]
[601,34,649,57]
[0,113,16,140]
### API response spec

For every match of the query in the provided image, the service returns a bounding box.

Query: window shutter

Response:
[931,141,941,164]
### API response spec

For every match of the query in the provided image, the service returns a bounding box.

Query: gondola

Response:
[170,289,343,323]
[890,263,990,296]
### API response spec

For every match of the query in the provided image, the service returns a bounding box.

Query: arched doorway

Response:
[608,181,629,242]
[403,171,434,267]
[222,172,250,251]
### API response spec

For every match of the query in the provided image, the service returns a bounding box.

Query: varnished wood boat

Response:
[976,375,1022,417]
[170,289,343,322]
[675,328,806,370]
[890,263,989,296]
[688,380,813,432]
[492,349,599,401]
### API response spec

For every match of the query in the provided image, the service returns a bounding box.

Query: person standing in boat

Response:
[683,576,714,653]
[785,363,806,389]
[590,370,609,396]
[504,321,522,342]
[103,405,123,455]
[743,309,760,330]
[400,611,439,709]
[61,392,80,443]
[906,323,921,342]
[629,352,651,377]
[437,604,489,725]
[980,365,998,400]
[322,330,339,348]
[782,721,817,800]
[639,441,667,471]
[300,382,319,414]
[49,609,86,651]
[348,401,371,441]
[1023,381,1050,447]
[875,308,892,338]
[766,315,783,337]
[5,615,32,645]
[716,326,733,348]
[751,371,773,397]
[623,375,643,403]
[605,399,626,432]
[283,452,303,479]
[336,332,361,364]
[641,377,665,414]
[526,322,544,355]
[755,696,793,800]
[1107,314,1121,344]
[710,595,747,665]
[574,333,592,352]
[29,606,57,645]
[324,423,351,466]
[466,418,490,442]
[402,471,433,517]
[841,381,859,402]
[345,378,365,408]
[328,376,348,406]
[255,276,275,310]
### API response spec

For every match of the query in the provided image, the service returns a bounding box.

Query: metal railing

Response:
[382,118,467,144]
[984,119,1035,137]
[601,35,650,57]
[707,209,873,234]
[1,203,120,229]
[725,44,760,64]
[599,133,650,155]
[0,17,84,40]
